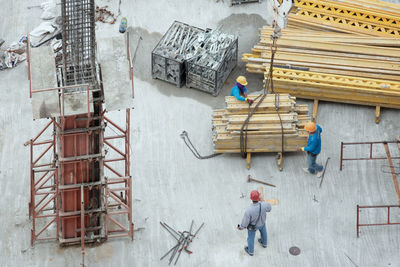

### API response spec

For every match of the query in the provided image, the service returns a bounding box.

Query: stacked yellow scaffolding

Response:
[243,0,400,122]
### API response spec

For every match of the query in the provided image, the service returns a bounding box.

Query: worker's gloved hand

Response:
[297,147,304,151]
[247,98,254,104]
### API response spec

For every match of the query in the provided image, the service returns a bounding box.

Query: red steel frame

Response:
[104,109,133,240]
[30,119,58,245]
[28,31,134,266]
[356,205,400,237]
[340,140,400,236]
[340,141,400,204]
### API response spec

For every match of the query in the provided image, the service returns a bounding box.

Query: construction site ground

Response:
[1,0,400,266]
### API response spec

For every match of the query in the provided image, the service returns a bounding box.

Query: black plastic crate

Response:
[185,37,238,96]
[151,21,205,88]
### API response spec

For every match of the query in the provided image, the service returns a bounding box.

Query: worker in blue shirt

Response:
[298,122,323,176]
[230,76,254,104]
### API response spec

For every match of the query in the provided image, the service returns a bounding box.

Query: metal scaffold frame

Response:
[340,140,400,236]
[29,119,58,245]
[27,1,134,265]
[356,204,400,237]
[104,109,133,240]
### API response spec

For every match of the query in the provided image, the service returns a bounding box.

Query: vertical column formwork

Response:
[29,1,133,258]
[58,0,105,245]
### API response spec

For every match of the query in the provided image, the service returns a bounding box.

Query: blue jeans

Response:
[307,153,323,174]
[247,223,267,254]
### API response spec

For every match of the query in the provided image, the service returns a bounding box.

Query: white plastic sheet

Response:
[40,1,57,20]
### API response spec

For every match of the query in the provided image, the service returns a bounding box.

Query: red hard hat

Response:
[250,190,260,201]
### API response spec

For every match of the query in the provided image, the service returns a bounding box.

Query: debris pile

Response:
[212,94,310,153]
[152,21,237,95]
[242,0,400,118]
[95,6,117,24]
[0,37,27,70]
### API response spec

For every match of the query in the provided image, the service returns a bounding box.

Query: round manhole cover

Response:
[289,246,301,256]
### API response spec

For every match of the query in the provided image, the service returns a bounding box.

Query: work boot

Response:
[258,238,267,248]
[244,246,253,256]
[302,167,312,174]
[316,170,324,178]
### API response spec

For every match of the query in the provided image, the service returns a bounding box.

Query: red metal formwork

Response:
[58,111,105,243]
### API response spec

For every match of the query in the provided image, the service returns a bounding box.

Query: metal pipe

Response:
[340,142,343,171]
[80,185,85,267]
[356,205,359,238]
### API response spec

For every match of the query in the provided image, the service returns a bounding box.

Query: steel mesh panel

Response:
[62,0,98,88]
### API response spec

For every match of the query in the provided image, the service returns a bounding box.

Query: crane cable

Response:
[239,37,284,158]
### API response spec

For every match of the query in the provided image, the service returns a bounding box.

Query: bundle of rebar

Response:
[160,221,205,265]
[242,0,400,112]
[62,0,98,89]
[212,94,310,153]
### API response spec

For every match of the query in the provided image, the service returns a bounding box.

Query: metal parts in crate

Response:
[231,0,260,5]
[152,21,238,96]
[186,29,238,96]
[152,21,205,87]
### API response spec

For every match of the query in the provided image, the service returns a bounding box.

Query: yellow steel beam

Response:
[290,8,400,37]
[268,68,400,91]
[325,0,400,17]
[296,0,400,29]
[262,67,400,108]
[270,85,400,109]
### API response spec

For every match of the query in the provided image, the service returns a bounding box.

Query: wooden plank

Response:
[312,99,318,123]
[256,39,400,58]
[375,106,381,124]
[261,50,400,71]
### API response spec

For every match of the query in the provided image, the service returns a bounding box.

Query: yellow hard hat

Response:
[236,76,248,86]
[304,121,316,132]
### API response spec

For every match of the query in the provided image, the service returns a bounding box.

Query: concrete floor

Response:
[1,0,400,266]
